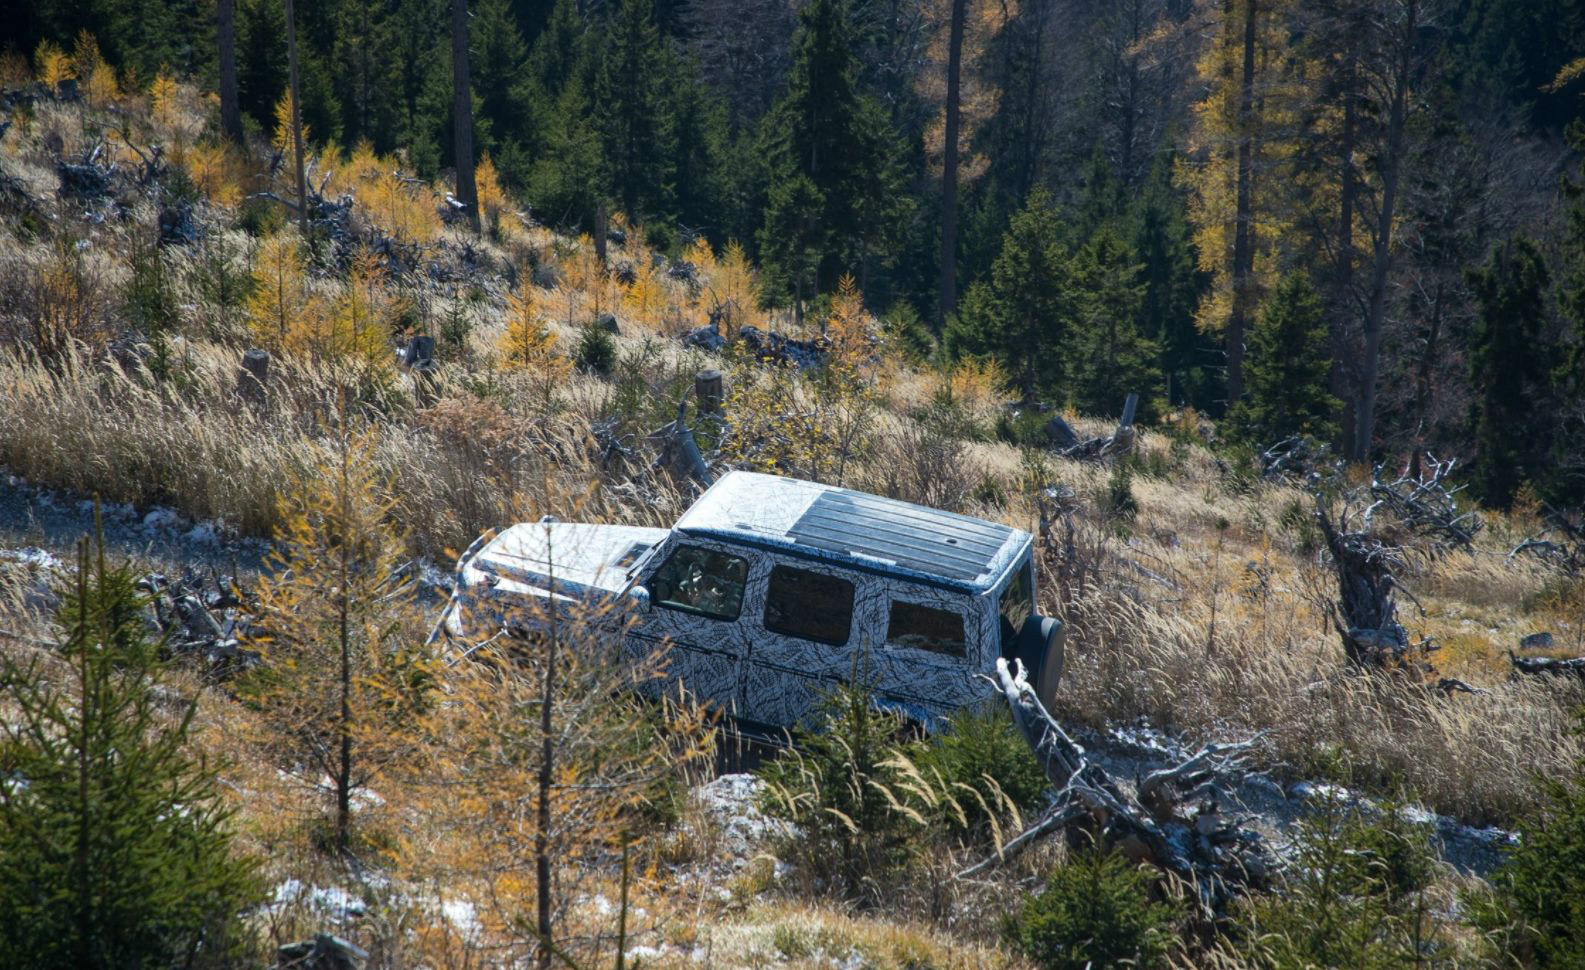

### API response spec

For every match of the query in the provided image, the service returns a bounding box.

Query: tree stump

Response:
[695,369,724,415]
[236,348,270,408]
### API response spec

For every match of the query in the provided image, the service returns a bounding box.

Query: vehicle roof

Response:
[674,471,1031,593]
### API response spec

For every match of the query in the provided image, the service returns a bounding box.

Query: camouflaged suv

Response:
[438,471,1064,731]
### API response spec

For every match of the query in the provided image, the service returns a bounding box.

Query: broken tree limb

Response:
[959,659,1274,914]
[1509,651,1585,681]
[1364,455,1481,549]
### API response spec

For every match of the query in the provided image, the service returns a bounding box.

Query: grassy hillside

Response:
[2,70,1584,968]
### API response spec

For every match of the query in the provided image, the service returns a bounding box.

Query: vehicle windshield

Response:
[998,558,1033,652]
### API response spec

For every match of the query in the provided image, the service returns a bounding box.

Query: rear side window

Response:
[886,600,966,657]
[998,560,1033,651]
[648,545,748,620]
[764,565,853,645]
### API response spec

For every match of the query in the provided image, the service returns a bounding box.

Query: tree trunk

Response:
[284,0,310,239]
[217,0,242,144]
[1331,45,1358,456]
[938,0,967,326]
[451,0,481,234]
[534,538,558,969]
[1350,0,1417,461]
[1226,0,1259,407]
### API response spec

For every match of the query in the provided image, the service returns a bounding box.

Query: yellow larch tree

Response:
[1178,0,1307,402]
[309,247,394,370]
[34,40,72,89]
[246,232,323,354]
[243,405,430,855]
[73,32,119,106]
[475,152,512,239]
[499,281,572,410]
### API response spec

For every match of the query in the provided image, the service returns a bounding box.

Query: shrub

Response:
[576,320,616,373]
[910,704,1048,841]
[1489,709,1585,968]
[0,530,261,968]
[757,679,926,904]
[1229,793,1440,969]
[1101,462,1139,525]
[1006,849,1180,970]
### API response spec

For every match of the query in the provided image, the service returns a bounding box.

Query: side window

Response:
[886,600,966,658]
[998,560,1033,652]
[647,545,748,620]
[763,565,854,646]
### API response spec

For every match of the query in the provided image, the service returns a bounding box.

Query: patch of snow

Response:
[1,547,64,571]
[271,879,366,920]
[441,898,479,937]
[142,507,189,531]
[624,944,666,964]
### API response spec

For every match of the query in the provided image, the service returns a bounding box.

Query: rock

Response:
[530,262,560,290]
[668,259,698,284]
[275,934,368,970]
[55,78,79,102]
[682,322,725,352]
[1520,632,1555,651]
[1044,415,1079,450]
[606,227,627,246]
[596,312,620,335]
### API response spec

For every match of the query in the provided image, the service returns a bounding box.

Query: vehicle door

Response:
[630,538,757,717]
[738,559,883,728]
[868,580,982,723]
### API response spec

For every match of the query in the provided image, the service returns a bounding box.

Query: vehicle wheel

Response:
[1012,614,1065,712]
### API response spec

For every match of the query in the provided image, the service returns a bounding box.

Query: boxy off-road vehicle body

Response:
[439,471,1064,731]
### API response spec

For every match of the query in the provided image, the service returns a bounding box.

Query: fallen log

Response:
[1510,651,1585,682]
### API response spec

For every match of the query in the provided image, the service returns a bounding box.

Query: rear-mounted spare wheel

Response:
[1011,614,1065,712]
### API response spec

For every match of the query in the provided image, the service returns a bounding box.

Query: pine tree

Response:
[1132,157,1216,410]
[757,0,907,308]
[945,188,1069,402]
[1228,273,1338,444]
[469,0,534,185]
[1552,122,1585,506]
[1069,225,1162,421]
[594,0,676,228]
[0,529,260,968]
[1466,237,1554,509]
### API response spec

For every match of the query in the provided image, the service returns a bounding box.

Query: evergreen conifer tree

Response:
[1467,237,1553,508]
[1132,158,1217,410]
[1069,225,1162,420]
[945,188,1069,402]
[594,0,676,227]
[1228,274,1339,444]
[757,0,907,310]
[0,530,260,968]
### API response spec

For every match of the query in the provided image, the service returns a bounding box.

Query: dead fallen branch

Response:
[959,658,1273,916]
[1509,652,1585,682]
[1366,455,1481,549]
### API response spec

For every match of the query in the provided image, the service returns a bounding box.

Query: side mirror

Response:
[627,585,652,612]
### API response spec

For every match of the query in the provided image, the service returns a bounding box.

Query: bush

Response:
[1006,849,1180,970]
[1100,462,1139,525]
[910,704,1049,841]
[1489,709,1585,968]
[757,679,925,904]
[1229,793,1440,969]
[0,531,261,968]
[577,320,616,373]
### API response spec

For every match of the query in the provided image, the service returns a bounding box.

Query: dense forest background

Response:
[10,0,1585,507]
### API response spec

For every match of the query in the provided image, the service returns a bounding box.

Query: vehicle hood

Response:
[468,522,668,601]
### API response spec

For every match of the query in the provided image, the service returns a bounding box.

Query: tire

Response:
[1011,614,1065,712]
